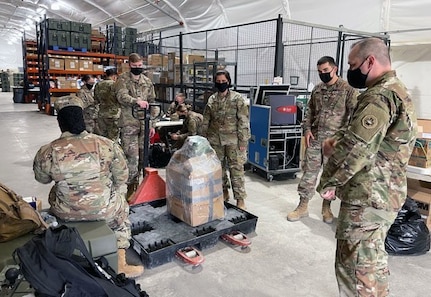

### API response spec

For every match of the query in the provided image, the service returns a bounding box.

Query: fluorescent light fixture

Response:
[51,2,60,10]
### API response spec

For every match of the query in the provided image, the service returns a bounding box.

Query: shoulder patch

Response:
[361,115,378,129]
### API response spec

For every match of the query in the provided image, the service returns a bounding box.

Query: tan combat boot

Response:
[321,200,334,224]
[286,198,309,221]
[236,199,246,210]
[117,249,144,278]
[223,188,230,202]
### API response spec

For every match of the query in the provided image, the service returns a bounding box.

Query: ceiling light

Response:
[51,2,60,10]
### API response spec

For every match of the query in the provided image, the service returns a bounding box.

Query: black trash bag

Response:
[385,196,430,255]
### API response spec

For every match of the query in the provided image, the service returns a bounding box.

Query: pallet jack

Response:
[128,103,166,205]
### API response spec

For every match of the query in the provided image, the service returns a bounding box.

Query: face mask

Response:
[85,83,93,90]
[174,101,179,106]
[347,58,370,88]
[130,67,143,75]
[319,72,332,84]
[215,82,229,92]
[179,115,186,120]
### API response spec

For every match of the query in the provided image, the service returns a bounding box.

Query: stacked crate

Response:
[106,25,138,56]
[123,27,138,56]
[42,18,92,50]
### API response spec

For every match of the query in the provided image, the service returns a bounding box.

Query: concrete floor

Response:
[0,92,430,297]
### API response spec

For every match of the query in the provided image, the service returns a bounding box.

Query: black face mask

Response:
[179,115,186,120]
[85,83,93,90]
[130,67,143,75]
[319,72,332,84]
[174,101,179,106]
[347,58,370,89]
[215,82,229,92]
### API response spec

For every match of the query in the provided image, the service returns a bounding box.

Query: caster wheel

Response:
[267,174,273,182]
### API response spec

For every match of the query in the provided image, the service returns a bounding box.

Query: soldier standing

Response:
[33,97,144,278]
[115,53,156,199]
[318,37,417,296]
[201,70,250,210]
[94,68,120,141]
[287,56,358,223]
[170,103,203,148]
[77,74,99,134]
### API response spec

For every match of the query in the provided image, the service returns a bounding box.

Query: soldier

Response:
[77,74,99,134]
[33,97,144,278]
[114,53,156,199]
[201,69,250,210]
[170,103,203,148]
[165,92,191,120]
[94,68,120,141]
[317,38,417,296]
[287,56,358,223]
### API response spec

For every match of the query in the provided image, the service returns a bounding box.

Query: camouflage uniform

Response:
[33,131,131,249]
[317,71,417,296]
[299,77,358,200]
[114,71,156,184]
[77,85,99,134]
[94,78,120,141]
[201,90,250,201]
[174,111,203,148]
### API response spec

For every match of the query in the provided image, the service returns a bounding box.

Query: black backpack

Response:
[13,225,149,297]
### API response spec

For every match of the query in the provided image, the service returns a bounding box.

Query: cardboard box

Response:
[79,59,93,71]
[408,138,431,168]
[49,58,64,70]
[407,178,431,230]
[166,141,225,227]
[93,64,104,71]
[64,58,79,70]
[148,54,168,67]
[185,54,205,64]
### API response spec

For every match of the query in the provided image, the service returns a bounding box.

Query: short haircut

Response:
[128,53,143,63]
[105,68,117,76]
[317,56,336,67]
[81,74,93,82]
[351,38,391,65]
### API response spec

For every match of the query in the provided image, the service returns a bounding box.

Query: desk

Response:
[155,120,183,127]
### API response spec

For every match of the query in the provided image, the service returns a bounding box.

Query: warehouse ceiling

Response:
[1,0,431,46]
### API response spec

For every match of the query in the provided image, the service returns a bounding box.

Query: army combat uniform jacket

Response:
[115,72,156,129]
[33,131,129,221]
[94,78,120,119]
[318,71,417,240]
[201,90,250,147]
[304,77,358,140]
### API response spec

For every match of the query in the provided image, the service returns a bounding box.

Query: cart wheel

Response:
[267,174,273,182]
[251,166,257,173]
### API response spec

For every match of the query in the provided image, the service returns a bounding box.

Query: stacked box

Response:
[407,178,431,230]
[148,54,168,67]
[49,58,64,70]
[408,138,431,168]
[166,136,225,227]
[70,21,91,34]
[185,54,205,64]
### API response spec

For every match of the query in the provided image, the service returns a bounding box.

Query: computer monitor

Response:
[269,94,297,126]
[253,84,290,105]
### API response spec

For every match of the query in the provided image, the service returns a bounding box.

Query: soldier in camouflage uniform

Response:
[165,93,190,120]
[33,97,144,278]
[287,56,358,223]
[170,103,203,148]
[94,68,120,141]
[114,53,156,198]
[201,70,250,210]
[317,38,417,297]
[77,74,99,134]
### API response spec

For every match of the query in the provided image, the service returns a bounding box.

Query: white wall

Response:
[391,44,431,119]
[0,43,23,71]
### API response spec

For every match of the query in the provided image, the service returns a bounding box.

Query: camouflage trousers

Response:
[297,139,327,201]
[120,125,145,184]
[212,143,247,200]
[49,186,131,249]
[335,204,395,297]
[98,117,119,142]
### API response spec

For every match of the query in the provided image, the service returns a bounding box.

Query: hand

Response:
[149,127,155,138]
[171,134,179,140]
[137,100,149,109]
[322,138,337,157]
[320,188,336,201]
[305,131,314,148]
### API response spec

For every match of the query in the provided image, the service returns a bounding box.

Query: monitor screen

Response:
[253,84,290,105]
[269,94,297,126]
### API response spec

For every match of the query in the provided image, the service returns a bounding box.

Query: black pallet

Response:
[129,200,258,269]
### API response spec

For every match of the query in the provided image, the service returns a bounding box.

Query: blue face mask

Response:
[347,57,370,88]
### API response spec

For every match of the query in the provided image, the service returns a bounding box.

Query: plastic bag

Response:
[385,197,430,255]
